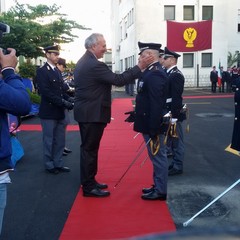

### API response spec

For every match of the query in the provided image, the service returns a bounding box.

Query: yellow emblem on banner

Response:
[183,28,197,48]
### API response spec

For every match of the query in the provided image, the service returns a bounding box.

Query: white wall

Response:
[111,0,240,87]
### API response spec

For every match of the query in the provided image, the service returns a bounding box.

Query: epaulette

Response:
[148,65,159,71]
[170,68,184,77]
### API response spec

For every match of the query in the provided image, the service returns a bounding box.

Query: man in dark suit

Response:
[210,66,218,93]
[133,42,169,201]
[162,47,185,176]
[74,33,153,197]
[36,45,74,174]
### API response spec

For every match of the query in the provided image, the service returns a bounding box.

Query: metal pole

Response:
[183,179,240,227]
[197,63,199,88]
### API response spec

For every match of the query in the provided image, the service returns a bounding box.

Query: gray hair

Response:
[84,33,104,49]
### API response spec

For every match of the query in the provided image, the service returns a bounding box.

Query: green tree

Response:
[228,51,239,67]
[0,1,90,59]
[18,62,36,79]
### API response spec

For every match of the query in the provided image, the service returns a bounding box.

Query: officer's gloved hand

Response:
[62,99,74,110]
[171,118,178,124]
[124,111,135,122]
[149,134,157,141]
[163,111,171,124]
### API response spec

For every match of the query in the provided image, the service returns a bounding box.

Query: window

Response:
[120,59,123,72]
[202,53,212,67]
[164,6,175,20]
[184,6,194,20]
[183,53,194,68]
[124,17,128,39]
[202,6,213,20]
[119,22,123,41]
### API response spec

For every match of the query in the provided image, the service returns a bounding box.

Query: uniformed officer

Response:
[134,41,169,200]
[162,47,185,176]
[36,45,73,174]
[56,57,73,156]
[230,76,240,152]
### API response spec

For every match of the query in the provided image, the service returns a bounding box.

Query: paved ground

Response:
[1,87,240,240]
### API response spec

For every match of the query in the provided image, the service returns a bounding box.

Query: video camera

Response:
[0,22,10,55]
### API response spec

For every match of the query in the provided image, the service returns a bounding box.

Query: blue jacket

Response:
[0,69,31,174]
[134,62,168,135]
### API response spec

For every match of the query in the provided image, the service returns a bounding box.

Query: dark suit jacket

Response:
[36,63,69,120]
[166,66,185,119]
[210,70,218,83]
[73,50,141,123]
[134,62,168,135]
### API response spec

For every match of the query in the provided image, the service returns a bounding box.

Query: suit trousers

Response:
[78,122,107,191]
[40,118,66,170]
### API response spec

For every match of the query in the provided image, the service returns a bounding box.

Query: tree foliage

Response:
[18,61,36,79]
[0,1,91,59]
[228,51,239,67]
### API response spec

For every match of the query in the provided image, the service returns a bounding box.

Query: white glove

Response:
[163,111,171,118]
[171,118,178,124]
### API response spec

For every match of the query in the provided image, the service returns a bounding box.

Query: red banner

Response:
[167,20,212,52]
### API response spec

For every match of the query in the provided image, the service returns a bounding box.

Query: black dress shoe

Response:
[46,168,59,174]
[64,147,72,153]
[142,185,155,194]
[83,188,110,197]
[168,167,183,176]
[141,190,167,201]
[62,151,68,156]
[56,166,71,172]
[96,182,108,189]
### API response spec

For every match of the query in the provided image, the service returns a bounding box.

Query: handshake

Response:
[62,98,74,110]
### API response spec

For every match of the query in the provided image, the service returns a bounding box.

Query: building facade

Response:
[111,0,240,87]
[0,0,5,13]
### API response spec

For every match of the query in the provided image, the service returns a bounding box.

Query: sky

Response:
[5,0,112,62]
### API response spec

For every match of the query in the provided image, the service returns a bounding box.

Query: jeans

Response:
[0,184,7,235]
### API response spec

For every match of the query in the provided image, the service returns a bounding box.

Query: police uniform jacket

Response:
[36,63,69,120]
[134,62,168,135]
[166,66,185,121]
[73,50,142,123]
[231,77,240,151]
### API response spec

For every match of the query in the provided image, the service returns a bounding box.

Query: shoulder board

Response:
[170,68,183,76]
[148,65,159,71]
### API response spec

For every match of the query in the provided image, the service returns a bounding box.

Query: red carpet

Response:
[19,124,79,131]
[59,98,176,240]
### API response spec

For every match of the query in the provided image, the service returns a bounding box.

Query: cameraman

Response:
[0,48,31,235]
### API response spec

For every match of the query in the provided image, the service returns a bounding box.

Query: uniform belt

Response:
[166,98,172,103]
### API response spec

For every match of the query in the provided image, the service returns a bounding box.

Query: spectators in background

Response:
[210,66,218,93]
